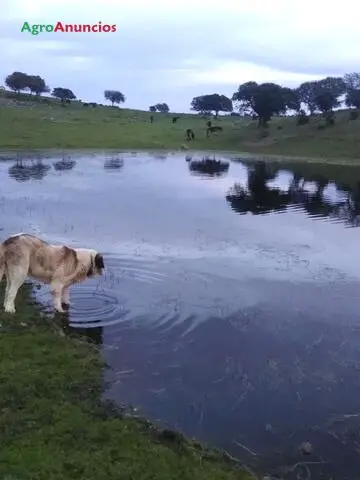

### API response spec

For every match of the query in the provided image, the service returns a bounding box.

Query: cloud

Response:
[1,0,360,112]
[184,62,328,87]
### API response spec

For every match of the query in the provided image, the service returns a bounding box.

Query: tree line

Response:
[4,72,173,112]
[4,71,127,107]
[4,70,360,127]
[191,73,360,127]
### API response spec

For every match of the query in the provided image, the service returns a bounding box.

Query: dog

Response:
[0,233,104,314]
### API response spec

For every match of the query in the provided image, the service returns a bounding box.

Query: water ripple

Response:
[68,253,169,328]
[34,253,171,330]
[104,253,169,285]
[68,288,126,327]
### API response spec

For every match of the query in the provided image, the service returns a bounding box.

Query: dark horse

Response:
[186,128,195,140]
[207,126,223,137]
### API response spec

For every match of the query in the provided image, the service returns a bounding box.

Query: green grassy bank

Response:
[1,91,360,161]
[0,282,254,480]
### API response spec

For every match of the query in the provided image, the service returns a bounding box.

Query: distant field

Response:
[1,90,360,161]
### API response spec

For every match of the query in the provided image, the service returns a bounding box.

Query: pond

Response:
[1,151,360,478]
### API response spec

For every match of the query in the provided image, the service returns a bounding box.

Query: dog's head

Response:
[87,250,105,278]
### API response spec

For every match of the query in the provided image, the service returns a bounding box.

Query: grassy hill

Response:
[0,90,360,160]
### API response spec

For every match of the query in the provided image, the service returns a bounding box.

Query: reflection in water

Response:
[104,155,124,171]
[8,157,51,182]
[335,180,360,227]
[226,160,360,227]
[226,161,289,214]
[53,156,76,171]
[151,153,168,161]
[59,316,103,346]
[189,157,230,177]
[3,152,360,479]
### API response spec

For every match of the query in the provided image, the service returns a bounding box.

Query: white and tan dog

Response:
[0,233,104,314]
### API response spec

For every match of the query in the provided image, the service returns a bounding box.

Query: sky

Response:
[1,0,360,113]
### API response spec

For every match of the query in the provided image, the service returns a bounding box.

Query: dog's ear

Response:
[94,253,104,269]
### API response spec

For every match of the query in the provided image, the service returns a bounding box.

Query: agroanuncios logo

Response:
[21,21,117,35]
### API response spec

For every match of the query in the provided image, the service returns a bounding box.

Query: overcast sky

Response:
[1,0,360,113]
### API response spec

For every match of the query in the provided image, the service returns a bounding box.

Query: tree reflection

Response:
[226,161,360,227]
[8,156,51,182]
[188,157,230,178]
[298,175,333,219]
[333,180,360,227]
[53,156,76,171]
[226,161,289,214]
[104,155,124,171]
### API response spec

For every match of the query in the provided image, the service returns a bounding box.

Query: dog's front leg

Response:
[50,282,65,313]
[61,286,70,311]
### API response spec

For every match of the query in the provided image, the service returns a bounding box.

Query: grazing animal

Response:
[172,116,180,124]
[0,233,104,314]
[207,126,223,137]
[186,128,195,141]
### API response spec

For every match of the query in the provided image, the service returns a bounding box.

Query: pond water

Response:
[1,151,360,478]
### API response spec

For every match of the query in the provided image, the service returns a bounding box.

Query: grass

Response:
[0,282,254,480]
[1,90,360,161]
